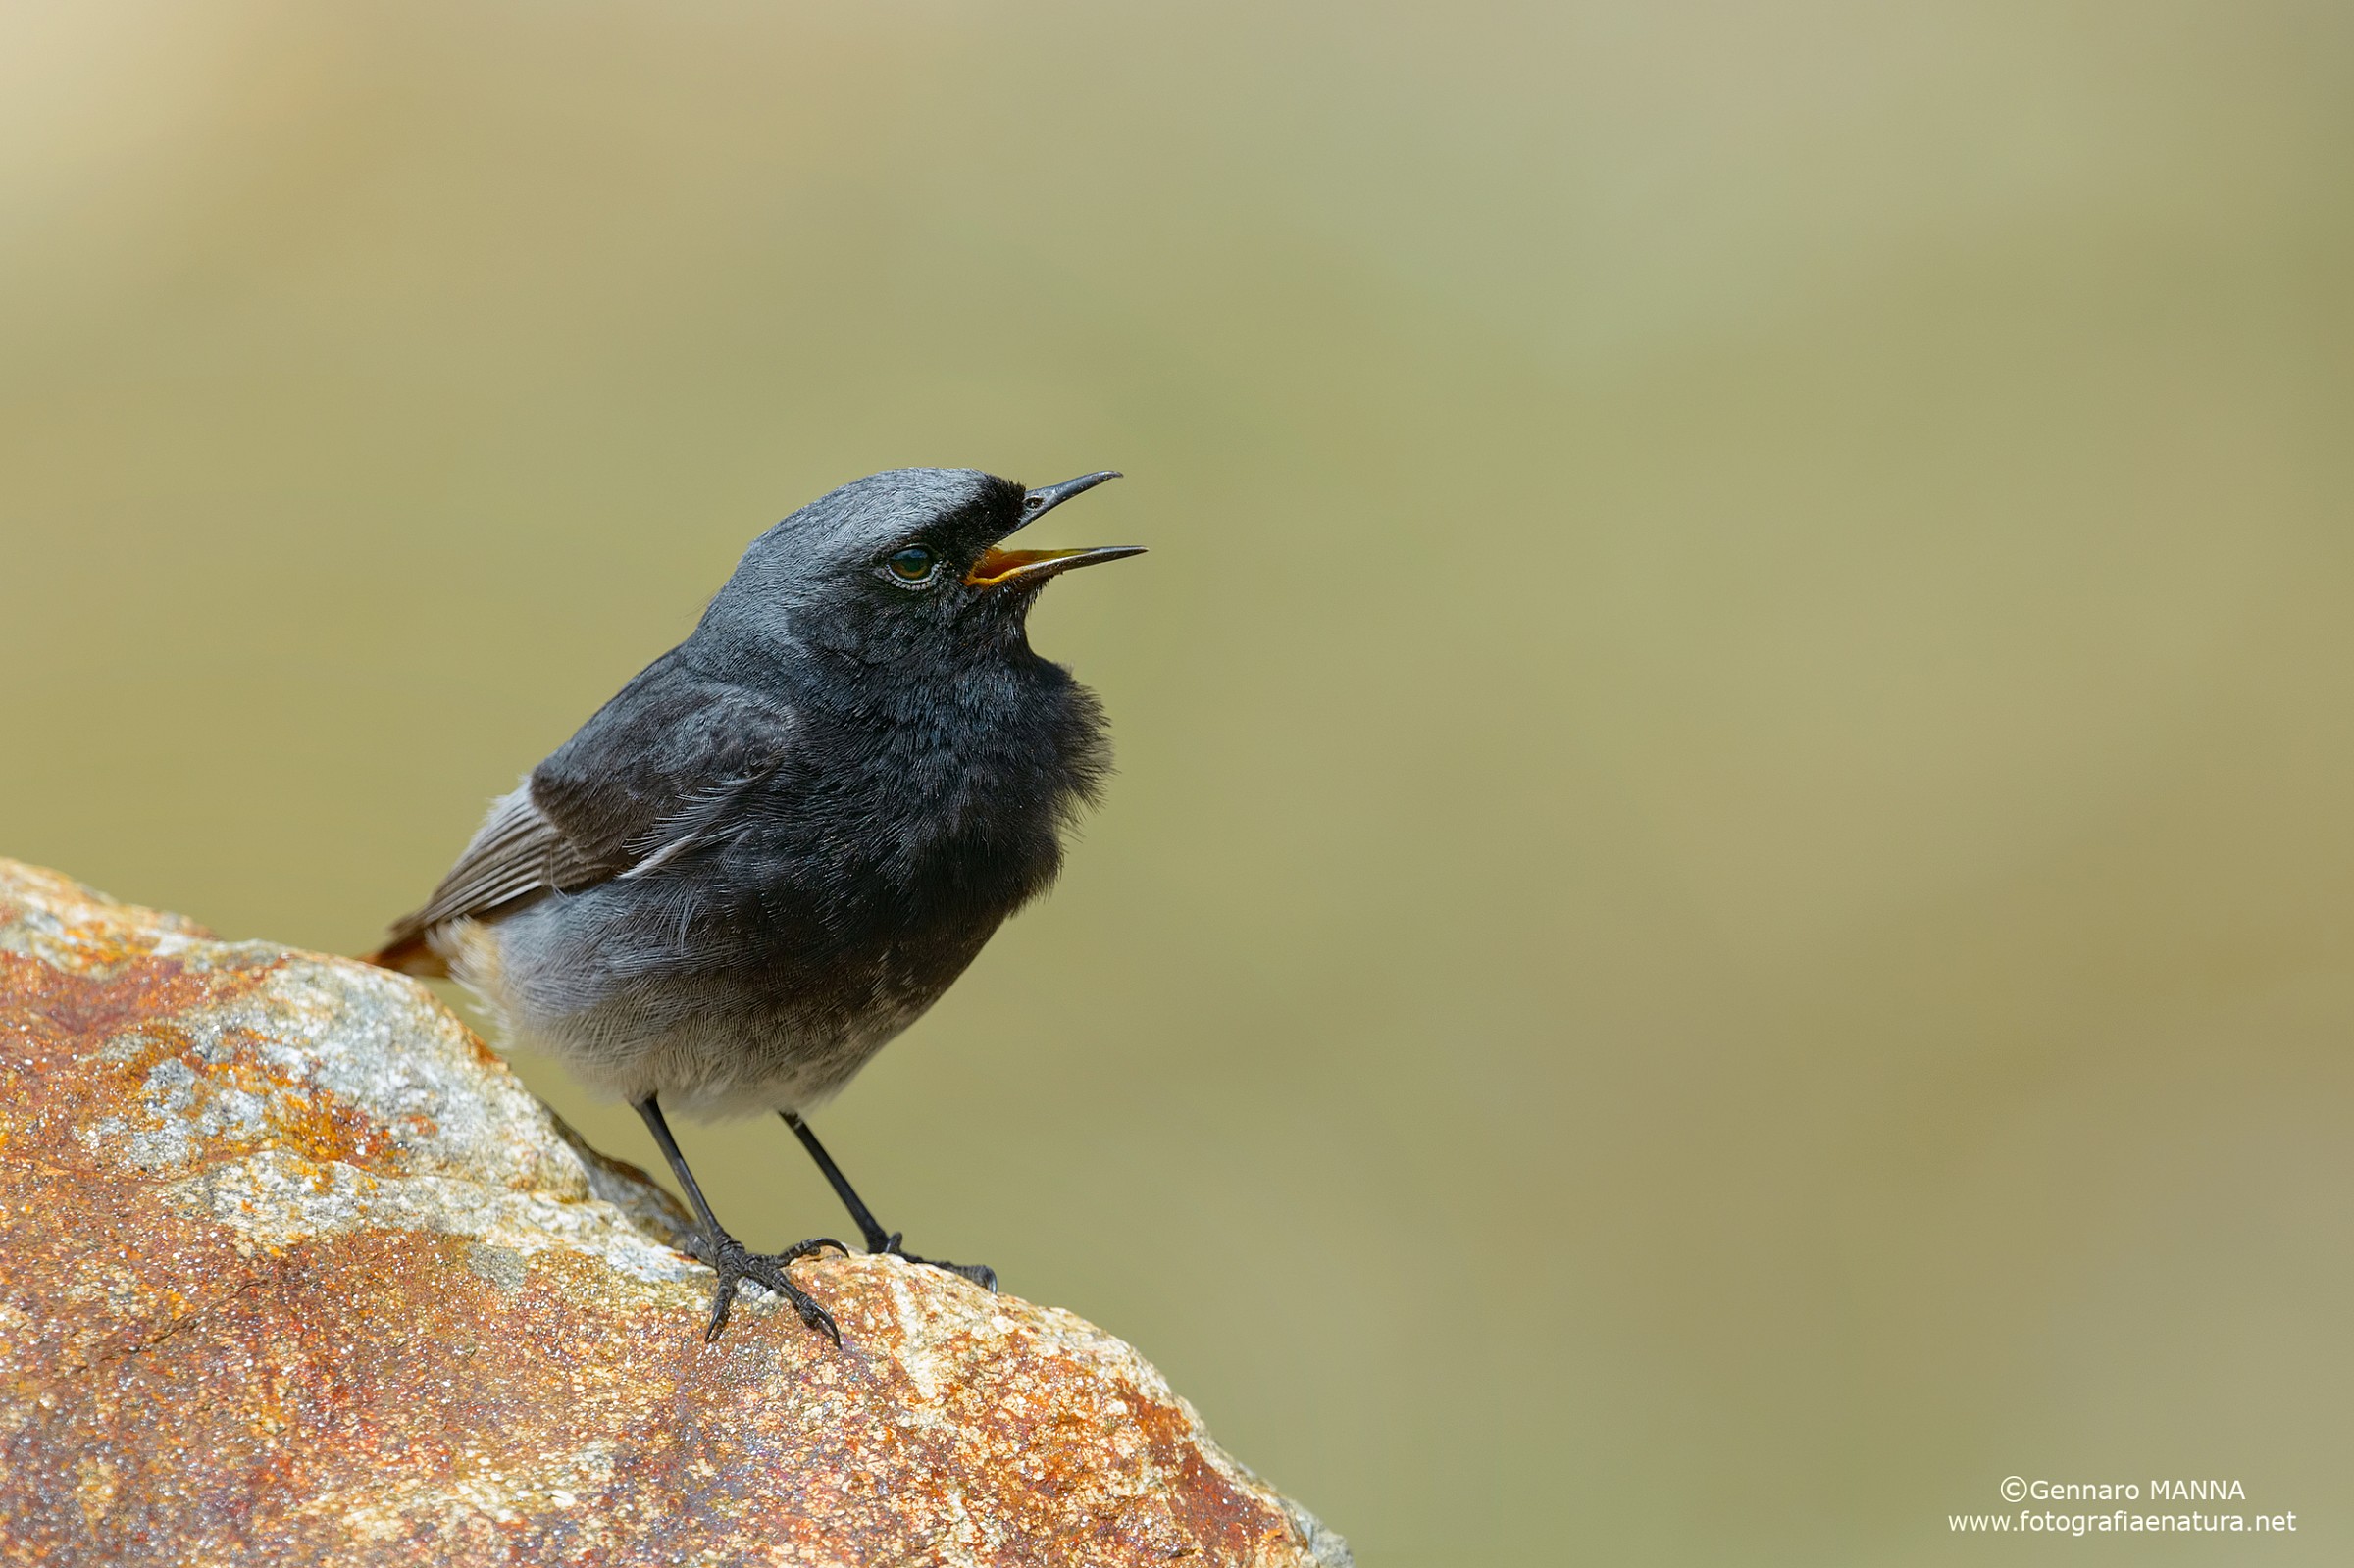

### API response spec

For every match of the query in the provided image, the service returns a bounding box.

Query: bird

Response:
[367,467,1141,1343]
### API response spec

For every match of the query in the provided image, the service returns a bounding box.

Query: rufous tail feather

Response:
[365,931,448,978]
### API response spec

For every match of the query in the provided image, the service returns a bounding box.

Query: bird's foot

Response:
[874,1231,998,1292]
[691,1231,847,1344]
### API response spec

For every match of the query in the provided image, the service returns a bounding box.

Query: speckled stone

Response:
[0,860,1349,1568]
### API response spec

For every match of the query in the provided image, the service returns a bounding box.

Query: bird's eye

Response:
[886,545,938,584]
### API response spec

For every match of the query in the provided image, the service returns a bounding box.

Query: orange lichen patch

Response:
[2,948,397,1178]
[160,1026,398,1170]
[0,952,262,1168]
[2,947,270,1063]
[0,860,1348,1568]
[0,860,211,970]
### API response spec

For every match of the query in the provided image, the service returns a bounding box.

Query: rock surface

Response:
[0,861,1347,1568]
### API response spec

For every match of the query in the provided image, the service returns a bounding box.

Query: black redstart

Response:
[370,467,1140,1342]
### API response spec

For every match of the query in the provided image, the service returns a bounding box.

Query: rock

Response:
[0,860,1349,1568]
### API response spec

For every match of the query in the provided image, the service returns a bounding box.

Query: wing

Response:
[372,650,795,970]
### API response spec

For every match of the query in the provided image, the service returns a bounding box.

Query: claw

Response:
[787,1296,842,1347]
[781,1237,851,1262]
[702,1278,743,1344]
[696,1233,845,1345]
[878,1236,998,1293]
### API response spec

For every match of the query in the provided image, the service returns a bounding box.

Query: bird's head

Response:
[698,467,1141,674]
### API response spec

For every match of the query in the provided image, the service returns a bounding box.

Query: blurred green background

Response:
[5,2,2352,1561]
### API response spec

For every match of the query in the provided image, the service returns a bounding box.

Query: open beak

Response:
[966,543,1147,589]
[967,470,1144,589]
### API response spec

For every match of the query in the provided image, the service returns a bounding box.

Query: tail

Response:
[365,927,448,979]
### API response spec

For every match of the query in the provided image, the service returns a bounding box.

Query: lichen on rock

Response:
[0,859,1348,1567]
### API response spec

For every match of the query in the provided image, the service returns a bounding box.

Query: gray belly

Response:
[435,881,1000,1117]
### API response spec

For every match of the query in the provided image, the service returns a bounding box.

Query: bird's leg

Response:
[781,1112,998,1291]
[634,1095,845,1344]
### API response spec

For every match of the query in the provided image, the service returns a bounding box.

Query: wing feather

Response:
[375,650,798,958]
[380,786,592,949]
